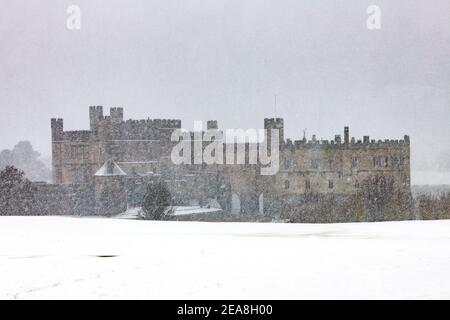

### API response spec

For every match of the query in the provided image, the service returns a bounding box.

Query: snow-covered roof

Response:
[94,161,127,177]
[171,206,223,216]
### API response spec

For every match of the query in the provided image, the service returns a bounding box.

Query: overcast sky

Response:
[0,0,449,173]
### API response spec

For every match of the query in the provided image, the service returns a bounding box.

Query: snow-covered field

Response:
[1,216,449,299]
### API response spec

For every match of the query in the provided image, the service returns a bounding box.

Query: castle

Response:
[51,106,411,219]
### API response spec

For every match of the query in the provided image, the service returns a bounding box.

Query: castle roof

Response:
[94,161,127,177]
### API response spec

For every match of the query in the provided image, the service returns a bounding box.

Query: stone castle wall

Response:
[50,107,411,217]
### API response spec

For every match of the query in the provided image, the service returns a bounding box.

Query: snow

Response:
[94,162,126,176]
[115,207,141,219]
[0,217,450,299]
[115,206,222,219]
[172,206,222,216]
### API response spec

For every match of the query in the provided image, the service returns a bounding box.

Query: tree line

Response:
[1,165,448,221]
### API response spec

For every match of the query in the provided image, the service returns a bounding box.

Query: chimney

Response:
[207,120,218,130]
[363,136,370,144]
[344,126,349,144]
[335,135,342,144]
[404,135,410,143]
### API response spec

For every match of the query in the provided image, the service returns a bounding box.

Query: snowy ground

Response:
[0,216,450,299]
[115,206,222,219]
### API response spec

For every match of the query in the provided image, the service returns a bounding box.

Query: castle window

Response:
[311,159,321,169]
[373,156,381,167]
[328,180,334,189]
[329,160,334,170]
[284,158,293,170]
[352,156,358,168]
[284,180,290,190]
[305,180,311,190]
[354,180,360,188]
[391,156,399,167]
[383,156,389,167]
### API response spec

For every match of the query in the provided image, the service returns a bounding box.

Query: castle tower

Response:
[110,107,124,124]
[89,106,104,131]
[51,118,64,183]
[264,118,284,144]
[51,118,63,142]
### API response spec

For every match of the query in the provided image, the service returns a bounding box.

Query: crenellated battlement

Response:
[89,106,104,130]
[53,107,183,143]
[284,137,410,151]
[121,118,182,128]
[80,107,182,140]
[54,109,411,148]
[280,126,410,151]
[264,117,284,144]
[110,107,123,123]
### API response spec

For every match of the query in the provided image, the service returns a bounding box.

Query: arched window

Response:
[311,159,321,169]
[352,156,358,168]
[259,194,264,215]
[231,193,241,215]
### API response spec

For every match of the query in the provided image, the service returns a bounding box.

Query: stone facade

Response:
[51,107,411,217]
[32,182,95,216]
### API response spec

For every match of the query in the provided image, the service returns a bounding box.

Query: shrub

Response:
[141,180,173,220]
[0,166,36,216]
